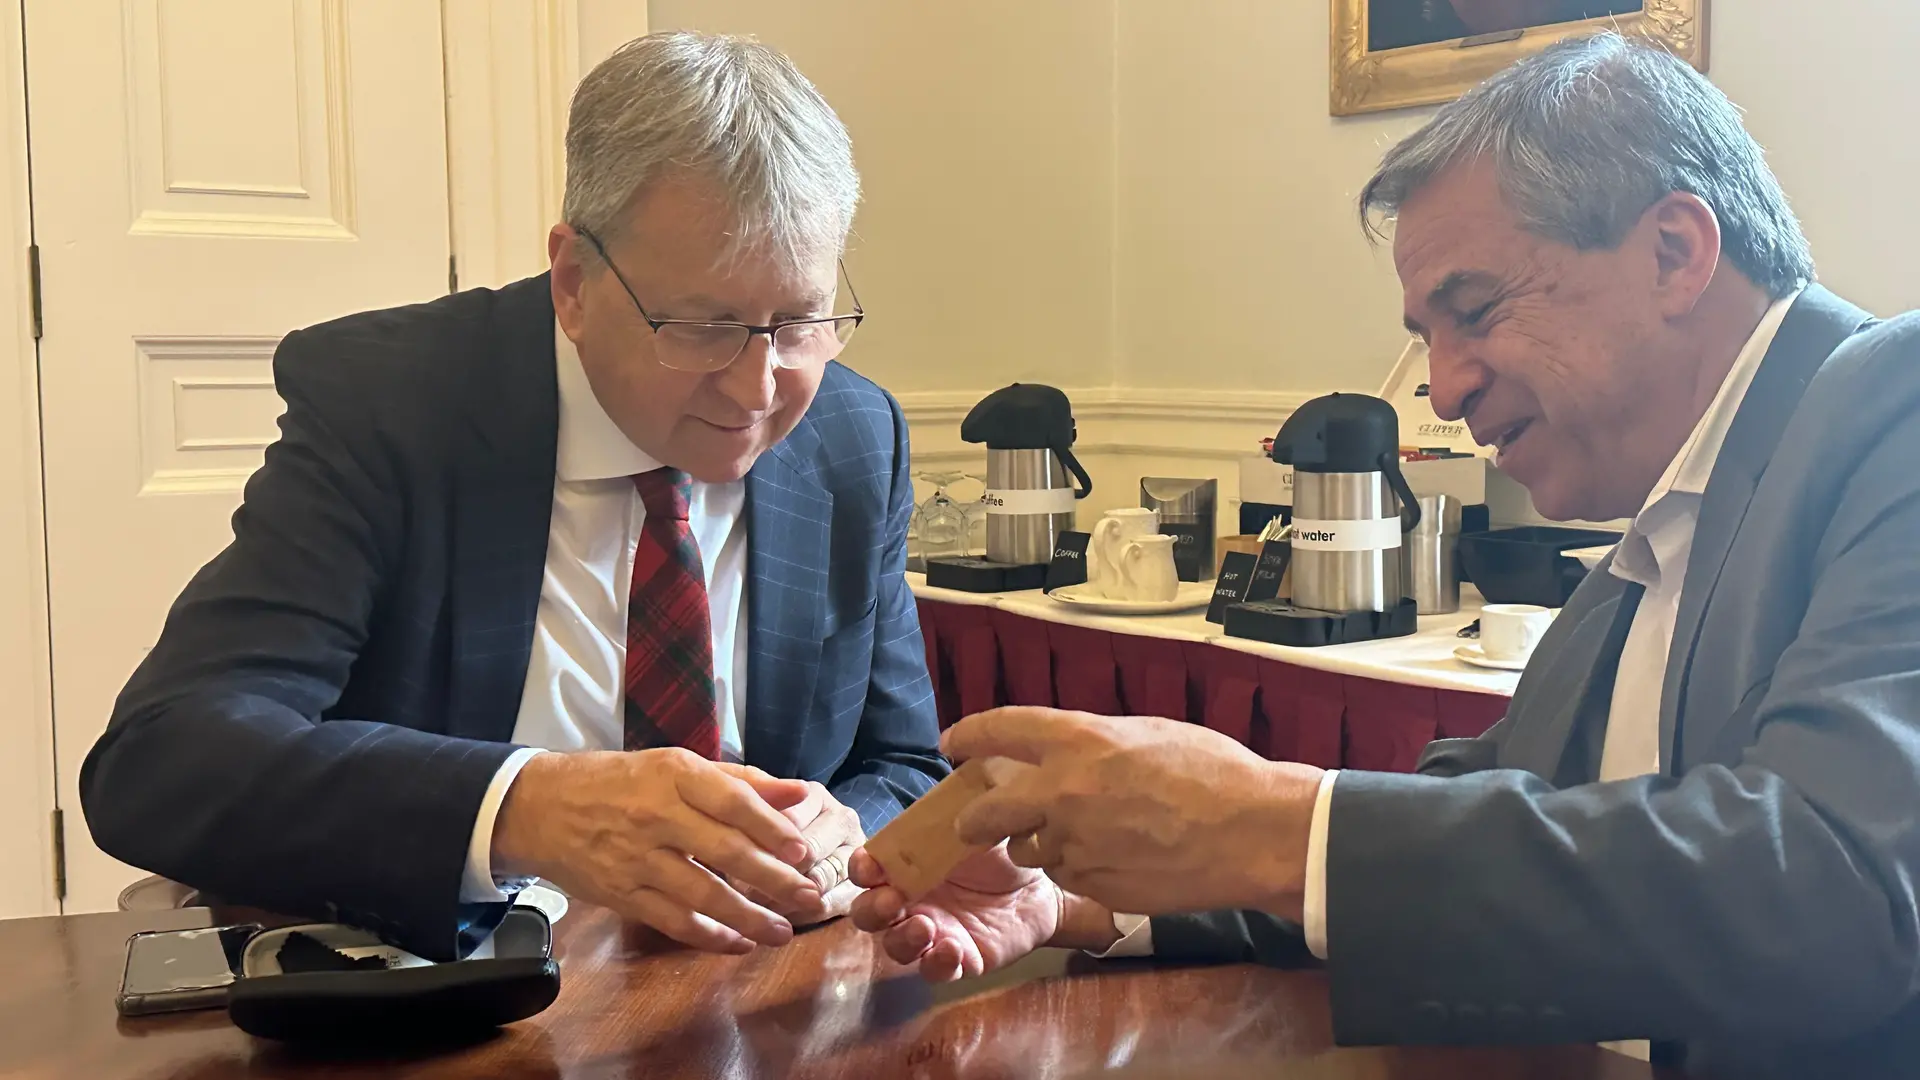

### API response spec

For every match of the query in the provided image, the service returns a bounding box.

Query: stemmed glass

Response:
[910,471,985,567]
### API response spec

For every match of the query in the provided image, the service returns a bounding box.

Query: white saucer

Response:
[513,882,569,924]
[1454,644,1529,672]
[1047,581,1214,615]
[1565,544,1617,570]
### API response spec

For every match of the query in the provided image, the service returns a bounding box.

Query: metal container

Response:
[1140,477,1218,580]
[1289,472,1412,614]
[1409,494,1462,615]
[985,448,1078,565]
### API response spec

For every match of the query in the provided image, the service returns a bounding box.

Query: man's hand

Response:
[492,750,822,954]
[739,780,866,926]
[943,708,1324,922]
[849,842,1105,981]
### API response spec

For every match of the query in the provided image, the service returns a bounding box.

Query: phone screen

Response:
[122,924,257,1000]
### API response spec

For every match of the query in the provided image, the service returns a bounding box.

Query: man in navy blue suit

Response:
[81,31,946,962]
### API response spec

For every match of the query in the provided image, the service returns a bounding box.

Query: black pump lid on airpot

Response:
[960,383,1078,451]
[1269,392,1401,474]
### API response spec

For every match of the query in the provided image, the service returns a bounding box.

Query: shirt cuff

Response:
[460,747,549,903]
[1303,768,1339,960]
[1092,912,1154,958]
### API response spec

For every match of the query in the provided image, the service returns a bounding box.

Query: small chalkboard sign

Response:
[1206,551,1260,624]
[1244,539,1292,604]
[1159,522,1206,582]
[1042,530,1092,593]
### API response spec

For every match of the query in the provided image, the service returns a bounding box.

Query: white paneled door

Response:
[28,0,453,912]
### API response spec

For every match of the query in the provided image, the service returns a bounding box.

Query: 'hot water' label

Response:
[1286,517,1404,551]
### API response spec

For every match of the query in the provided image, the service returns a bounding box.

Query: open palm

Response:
[850,843,1061,982]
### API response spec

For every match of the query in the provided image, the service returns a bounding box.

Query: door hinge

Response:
[448,254,458,294]
[27,243,42,340]
[51,807,66,900]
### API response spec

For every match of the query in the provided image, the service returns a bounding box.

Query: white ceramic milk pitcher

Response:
[1115,533,1180,603]
[1088,508,1159,597]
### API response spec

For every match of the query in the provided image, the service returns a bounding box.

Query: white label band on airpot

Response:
[982,487,1077,515]
[1286,517,1405,551]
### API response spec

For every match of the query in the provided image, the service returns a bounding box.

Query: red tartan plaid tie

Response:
[623,467,720,759]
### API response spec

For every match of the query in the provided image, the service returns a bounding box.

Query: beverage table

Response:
[909,573,1518,771]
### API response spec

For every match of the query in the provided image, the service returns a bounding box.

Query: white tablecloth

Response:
[907,573,1522,697]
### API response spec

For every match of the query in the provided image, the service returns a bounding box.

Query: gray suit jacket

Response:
[1152,287,1920,1077]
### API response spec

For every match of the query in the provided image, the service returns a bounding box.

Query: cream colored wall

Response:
[1105,2,1423,534]
[1115,3,1421,404]
[577,0,648,69]
[584,1,1920,536]
[641,0,1117,413]
[1711,0,1920,318]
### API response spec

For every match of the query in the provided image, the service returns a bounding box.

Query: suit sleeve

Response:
[79,329,516,961]
[1144,720,1512,965]
[1319,382,1920,1046]
[827,390,949,837]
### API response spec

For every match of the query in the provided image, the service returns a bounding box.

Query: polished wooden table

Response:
[5,904,1672,1079]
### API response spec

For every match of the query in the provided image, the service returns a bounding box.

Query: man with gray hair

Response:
[852,33,1920,1075]
[82,31,946,963]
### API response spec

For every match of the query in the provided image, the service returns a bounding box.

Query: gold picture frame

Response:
[1330,1,1709,117]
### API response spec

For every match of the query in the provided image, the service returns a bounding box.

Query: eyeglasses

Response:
[577,226,864,373]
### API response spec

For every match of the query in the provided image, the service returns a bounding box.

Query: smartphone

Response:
[116,923,262,1017]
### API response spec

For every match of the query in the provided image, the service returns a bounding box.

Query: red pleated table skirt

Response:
[915,596,1509,773]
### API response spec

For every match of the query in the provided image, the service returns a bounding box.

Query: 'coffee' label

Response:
[982,488,1076,515]
[1043,531,1092,592]
[1287,517,1405,551]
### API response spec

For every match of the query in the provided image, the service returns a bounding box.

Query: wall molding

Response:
[895,385,1317,465]
[894,386,1317,422]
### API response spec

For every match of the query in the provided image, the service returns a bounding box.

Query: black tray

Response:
[1457,525,1621,607]
[924,556,1048,593]
[1222,597,1418,647]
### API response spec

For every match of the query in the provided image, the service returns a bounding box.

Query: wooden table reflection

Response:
[3,904,1671,1079]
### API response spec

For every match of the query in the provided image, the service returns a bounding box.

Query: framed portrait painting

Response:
[1331,0,1708,116]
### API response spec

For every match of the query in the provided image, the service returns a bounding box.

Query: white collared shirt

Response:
[458,323,750,901]
[1596,290,1798,781]
[1105,289,1804,970]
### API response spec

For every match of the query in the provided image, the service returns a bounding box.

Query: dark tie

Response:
[623,467,720,759]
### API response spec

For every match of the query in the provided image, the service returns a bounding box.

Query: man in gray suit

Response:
[849,33,1920,1077]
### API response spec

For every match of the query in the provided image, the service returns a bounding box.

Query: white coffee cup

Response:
[1480,603,1554,662]
[1089,508,1160,598]
[1113,533,1180,603]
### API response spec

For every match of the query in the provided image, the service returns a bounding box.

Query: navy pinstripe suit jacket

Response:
[81,274,947,959]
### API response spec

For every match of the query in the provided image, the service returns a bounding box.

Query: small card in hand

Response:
[865,758,1029,900]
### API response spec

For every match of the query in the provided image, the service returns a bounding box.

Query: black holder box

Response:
[225,908,560,1044]
[1222,597,1418,648]
[925,556,1049,593]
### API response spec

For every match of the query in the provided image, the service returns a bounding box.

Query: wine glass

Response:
[915,471,972,563]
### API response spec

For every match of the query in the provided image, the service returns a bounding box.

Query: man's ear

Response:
[549,224,590,337]
[1646,191,1722,320]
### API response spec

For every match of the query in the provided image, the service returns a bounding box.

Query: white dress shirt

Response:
[459,323,750,901]
[1105,290,1803,970]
